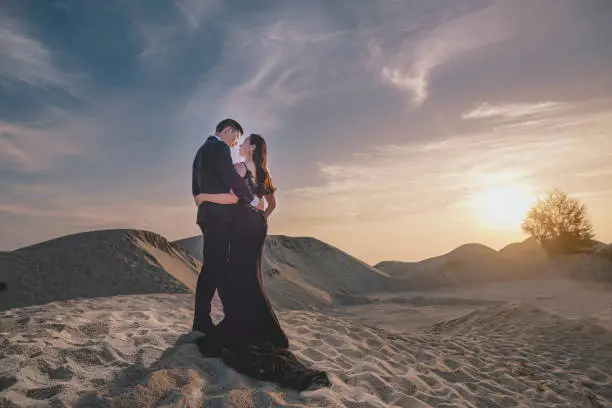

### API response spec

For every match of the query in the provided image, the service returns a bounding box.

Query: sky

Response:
[1,0,612,264]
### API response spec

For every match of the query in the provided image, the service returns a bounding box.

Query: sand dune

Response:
[174,234,393,309]
[0,230,200,312]
[375,243,538,290]
[1,229,392,313]
[2,230,612,407]
[376,239,612,290]
[376,243,497,276]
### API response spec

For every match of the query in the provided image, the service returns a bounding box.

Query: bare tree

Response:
[521,189,595,254]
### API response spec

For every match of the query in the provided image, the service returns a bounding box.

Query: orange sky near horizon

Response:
[268,103,612,264]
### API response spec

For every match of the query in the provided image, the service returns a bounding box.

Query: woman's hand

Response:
[256,199,265,211]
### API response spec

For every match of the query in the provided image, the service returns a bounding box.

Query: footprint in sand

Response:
[25,384,65,400]
[78,321,110,337]
[301,347,328,362]
[0,376,17,392]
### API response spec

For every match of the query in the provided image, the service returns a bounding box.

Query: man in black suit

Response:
[191,118,256,334]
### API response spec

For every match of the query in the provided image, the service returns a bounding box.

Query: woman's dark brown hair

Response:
[249,133,276,198]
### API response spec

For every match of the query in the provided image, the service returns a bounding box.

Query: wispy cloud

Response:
[0,13,92,173]
[180,15,349,133]
[369,3,514,107]
[462,101,569,120]
[174,0,220,31]
[0,183,199,250]
[137,0,222,59]
[0,16,77,93]
[0,201,192,229]
[0,109,97,173]
[281,107,612,229]
[137,23,180,59]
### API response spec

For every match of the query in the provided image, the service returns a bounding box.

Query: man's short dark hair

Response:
[215,118,243,135]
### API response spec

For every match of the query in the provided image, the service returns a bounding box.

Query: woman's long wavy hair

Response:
[249,133,275,197]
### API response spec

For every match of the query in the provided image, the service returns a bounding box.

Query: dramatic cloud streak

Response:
[0,110,96,173]
[0,16,78,94]
[180,13,352,134]
[462,101,568,120]
[371,3,514,106]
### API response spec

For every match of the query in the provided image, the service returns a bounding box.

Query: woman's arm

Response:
[234,162,247,178]
[264,192,276,218]
[194,191,238,206]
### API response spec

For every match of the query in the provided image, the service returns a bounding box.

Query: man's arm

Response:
[212,143,255,204]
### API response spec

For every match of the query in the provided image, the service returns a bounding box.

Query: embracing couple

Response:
[191,119,330,391]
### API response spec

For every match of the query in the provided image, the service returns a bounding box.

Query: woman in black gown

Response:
[193,134,330,391]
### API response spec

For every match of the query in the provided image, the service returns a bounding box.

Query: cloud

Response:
[137,0,222,60]
[0,182,199,250]
[174,0,220,31]
[282,152,469,227]
[180,14,350,133]
[137,23,180,59]
[0,15,77,94]
[280,106,612,229]
[369,3,514,107]
[380,66,429,107]
[462,101,569,120]
[0,13,95,175]
[0,108,97,173]
[0,204,108,224]
[0,201,192,229]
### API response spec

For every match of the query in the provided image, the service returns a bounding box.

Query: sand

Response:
[1,229,612,407]
[2,293,611,407]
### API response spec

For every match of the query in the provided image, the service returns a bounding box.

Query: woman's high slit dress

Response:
[196,164,330,391]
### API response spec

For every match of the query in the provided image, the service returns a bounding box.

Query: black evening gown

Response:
[196,168,330,391]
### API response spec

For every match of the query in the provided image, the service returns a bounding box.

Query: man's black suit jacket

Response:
[192,136,254,224]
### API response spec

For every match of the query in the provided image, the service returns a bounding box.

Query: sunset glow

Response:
[468,185,535,231]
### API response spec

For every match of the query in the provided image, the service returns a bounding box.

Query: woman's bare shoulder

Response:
[234,161,247,177]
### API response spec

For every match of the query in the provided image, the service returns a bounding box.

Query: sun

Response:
[468,185,535,230]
